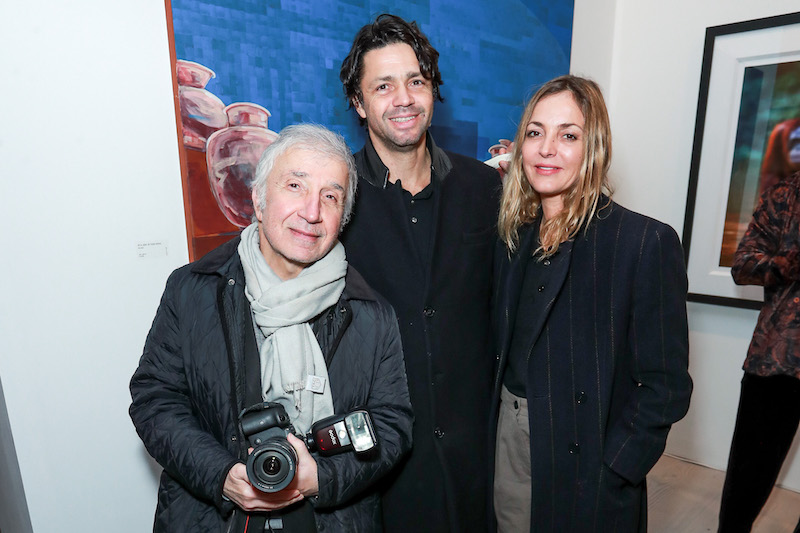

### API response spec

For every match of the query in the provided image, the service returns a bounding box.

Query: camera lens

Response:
[246,437,298,493]
[263,456,281,476]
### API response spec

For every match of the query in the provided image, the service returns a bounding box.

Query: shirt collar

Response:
[360,132,453,189]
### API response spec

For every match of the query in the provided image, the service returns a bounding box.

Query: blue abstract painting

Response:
[170,0,574,160]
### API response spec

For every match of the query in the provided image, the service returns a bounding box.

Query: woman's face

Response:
[521,91,585,218]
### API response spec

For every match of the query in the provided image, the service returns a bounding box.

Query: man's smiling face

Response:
[354,42,434,154]
[252,146,348,280]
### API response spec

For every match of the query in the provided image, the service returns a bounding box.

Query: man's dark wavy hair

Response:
[340,13,444,125]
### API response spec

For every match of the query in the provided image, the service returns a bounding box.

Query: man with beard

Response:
[339,14,501,533]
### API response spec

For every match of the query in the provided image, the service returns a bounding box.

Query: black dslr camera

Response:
[239,402,378,493]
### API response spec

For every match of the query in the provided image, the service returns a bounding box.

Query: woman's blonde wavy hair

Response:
[498,75,613,257]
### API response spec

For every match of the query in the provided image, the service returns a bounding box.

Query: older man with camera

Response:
[129,124,413,533]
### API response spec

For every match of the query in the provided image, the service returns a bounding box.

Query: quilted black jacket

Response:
[129,237,413,532]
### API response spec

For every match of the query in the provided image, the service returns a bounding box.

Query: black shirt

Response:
[388,177,436,269]
[503,241,573,397]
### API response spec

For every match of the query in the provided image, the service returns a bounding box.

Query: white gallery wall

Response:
[1,1,799,532]
[571,0,800,492]
[0,1,187,531]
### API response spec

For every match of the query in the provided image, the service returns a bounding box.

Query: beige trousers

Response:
[493,385,531,532]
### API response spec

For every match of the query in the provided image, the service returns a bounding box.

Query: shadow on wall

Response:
[669,304,755,466]
[0,376,33,533]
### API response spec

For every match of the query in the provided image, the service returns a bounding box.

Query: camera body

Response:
[240,402,379,493]
[240,402,298,493]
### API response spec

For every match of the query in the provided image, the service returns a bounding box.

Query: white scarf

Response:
[237,223,345,434]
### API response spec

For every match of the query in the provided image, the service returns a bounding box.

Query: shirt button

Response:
[423,307,435,317]
[411,216,418,224]
[543,259,551,266]
[538,285,545,292]
[228,279,235,286]
[434,427,445,439]
[569,443,580,454]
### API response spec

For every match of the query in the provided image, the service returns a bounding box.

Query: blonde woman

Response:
[489,75,692,532]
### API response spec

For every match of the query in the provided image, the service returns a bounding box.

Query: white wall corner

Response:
[570,0,619,99]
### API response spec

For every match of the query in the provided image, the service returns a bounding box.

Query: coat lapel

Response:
[497,222,574,361]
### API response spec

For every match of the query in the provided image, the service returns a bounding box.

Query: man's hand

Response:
[287,433,319,498]
[222,462,303,512]
[222,436,319,512]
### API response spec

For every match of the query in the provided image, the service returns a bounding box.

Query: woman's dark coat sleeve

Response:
[602,222,692,484]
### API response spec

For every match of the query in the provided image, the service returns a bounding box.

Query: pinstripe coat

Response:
[489,199,692,532]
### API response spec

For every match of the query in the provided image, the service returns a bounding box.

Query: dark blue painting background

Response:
[171,0,573,160]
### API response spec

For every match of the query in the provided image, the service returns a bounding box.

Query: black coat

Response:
[490,200,693,532]
[340,134,501,532]
[129,237,413,532]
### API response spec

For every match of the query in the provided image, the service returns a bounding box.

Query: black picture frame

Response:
[683,11,800,309]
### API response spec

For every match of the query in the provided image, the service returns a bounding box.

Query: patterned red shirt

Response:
[732,171,800,379]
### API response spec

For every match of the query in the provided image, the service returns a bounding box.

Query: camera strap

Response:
[242,318,317,533]
[244,316,261,407]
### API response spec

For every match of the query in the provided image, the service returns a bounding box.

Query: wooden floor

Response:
[648,455,800,532]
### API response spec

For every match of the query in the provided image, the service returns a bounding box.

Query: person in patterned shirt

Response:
[719,170,800,532]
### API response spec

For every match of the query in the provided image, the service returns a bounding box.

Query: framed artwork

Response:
[164,0,575,260]
[683,11,800,309]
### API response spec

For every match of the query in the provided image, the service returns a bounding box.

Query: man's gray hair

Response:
[251,123,358,229]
